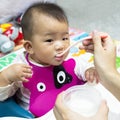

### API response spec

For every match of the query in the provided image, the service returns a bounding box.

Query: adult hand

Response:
[91,31,116,73]
[80,31,120,101]
[91,31,120,101]
[53,92,109,120]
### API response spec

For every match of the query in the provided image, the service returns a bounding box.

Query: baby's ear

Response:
[23,40,33,54]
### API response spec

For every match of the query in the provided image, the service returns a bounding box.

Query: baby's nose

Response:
[55,41,64,51]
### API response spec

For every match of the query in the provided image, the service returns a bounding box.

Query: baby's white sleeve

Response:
[0,52,25,101]
[0,82,19,101]
[74,53,94,81]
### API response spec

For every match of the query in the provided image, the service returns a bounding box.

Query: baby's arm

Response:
[74,53,95,81]
[0,63,32,86]
[0,63,32,101]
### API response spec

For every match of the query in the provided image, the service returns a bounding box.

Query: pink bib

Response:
[23,54,85,117]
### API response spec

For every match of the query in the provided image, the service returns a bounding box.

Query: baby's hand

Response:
[85,67,99,83]
[5,63,32,83]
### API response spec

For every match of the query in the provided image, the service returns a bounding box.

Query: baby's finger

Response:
[23,66,33,74]
[15,73,29,82]
[95,72,100,83]
[85,70,89,81]
[22,72,32,78]
[19,73,32,82]
[21,77,29,82]
[21,64,32,69]
[89,74,95,82]
[86,69,98,84]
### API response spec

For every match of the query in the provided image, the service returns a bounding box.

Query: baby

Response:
[0,2,98,118]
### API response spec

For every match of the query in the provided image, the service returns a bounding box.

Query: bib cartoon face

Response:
[23,54,85,117]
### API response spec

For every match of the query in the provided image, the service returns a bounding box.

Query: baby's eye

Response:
[62,37,68,41]
[45,39,53,42]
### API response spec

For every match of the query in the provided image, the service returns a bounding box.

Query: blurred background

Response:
[56,0,120,40]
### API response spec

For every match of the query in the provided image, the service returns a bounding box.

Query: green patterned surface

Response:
[0,53,17,70]
[0,29,120,71]
[0,51,120,70]
[116,56,120,68]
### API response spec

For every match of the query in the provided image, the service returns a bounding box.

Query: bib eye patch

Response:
[53,65,72,88]
[37,82,46,92]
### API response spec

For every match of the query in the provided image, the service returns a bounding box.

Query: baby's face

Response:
[29,15,70,66]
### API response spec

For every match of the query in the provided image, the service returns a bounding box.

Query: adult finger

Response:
[96,100,109,120]
[92,31,103,52]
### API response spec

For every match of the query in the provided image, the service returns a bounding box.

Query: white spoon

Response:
[57,36,92,57]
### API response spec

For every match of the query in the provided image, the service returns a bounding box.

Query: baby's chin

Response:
[40,61,63,66]
[51,61,63,66]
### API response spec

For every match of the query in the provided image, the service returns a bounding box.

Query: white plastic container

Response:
[63,85,102,117]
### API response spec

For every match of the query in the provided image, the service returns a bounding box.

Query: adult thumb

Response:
[96,100,109,119]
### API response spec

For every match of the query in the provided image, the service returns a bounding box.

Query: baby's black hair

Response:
[21,2,68,40]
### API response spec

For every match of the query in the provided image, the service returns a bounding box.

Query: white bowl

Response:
[63,84,102,117]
